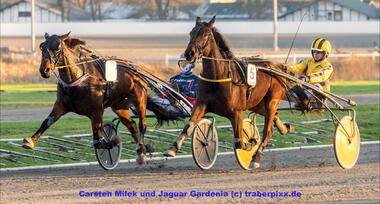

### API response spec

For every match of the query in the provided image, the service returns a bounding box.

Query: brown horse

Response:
[164,16,293,168]
[22,32,150,164]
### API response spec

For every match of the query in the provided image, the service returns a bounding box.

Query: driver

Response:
[169,53,198,105]
[285,38,334,111]
[147,53,197,120]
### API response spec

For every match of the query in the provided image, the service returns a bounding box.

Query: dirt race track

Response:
[1,142,379,203]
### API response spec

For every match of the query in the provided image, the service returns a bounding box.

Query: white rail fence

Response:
[165,52,380,66]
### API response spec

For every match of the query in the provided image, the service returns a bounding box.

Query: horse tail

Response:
[263,65,309,114]
[146,96,185,127]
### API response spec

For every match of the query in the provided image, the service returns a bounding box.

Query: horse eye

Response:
[203,33,208,37]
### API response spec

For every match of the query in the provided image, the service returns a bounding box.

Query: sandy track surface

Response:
[1,142,379,203]
[1,94,378,122]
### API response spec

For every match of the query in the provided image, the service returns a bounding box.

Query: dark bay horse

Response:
[22,32,150,164]
[164,16,293,168]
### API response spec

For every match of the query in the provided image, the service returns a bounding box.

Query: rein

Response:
[198,56,246,85]
[54,58,101,69]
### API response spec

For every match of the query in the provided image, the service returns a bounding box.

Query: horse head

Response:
[39,32,86,78]
[184,16,216,64]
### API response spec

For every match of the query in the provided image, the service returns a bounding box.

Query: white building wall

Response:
[342,8,350,21]
[359,13,367,20]
[351,11,359,20]
[280,1,374,22]
[0,2,62,23]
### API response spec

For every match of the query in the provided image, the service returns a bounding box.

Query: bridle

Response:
[188,24,238,83]
[40,40,64,74]
[190,23,212,64]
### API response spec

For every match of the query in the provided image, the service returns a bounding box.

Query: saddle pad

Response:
[91,55,106,79]
[247,64,257,87]
[105,60,117,81]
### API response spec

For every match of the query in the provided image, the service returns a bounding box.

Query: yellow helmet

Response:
[311,38,331,56]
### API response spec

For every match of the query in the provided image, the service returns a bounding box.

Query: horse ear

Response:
[196,16,201,25]
[59,32,71,41]
[208,16,216,28]
[44,33,50,39]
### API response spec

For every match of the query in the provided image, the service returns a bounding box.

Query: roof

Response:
[0,0,91,21]
[0,0,60,14]
[331,0,379,18]
[201,2,249,18]
[279,0,380,18]
[278,0,313,17]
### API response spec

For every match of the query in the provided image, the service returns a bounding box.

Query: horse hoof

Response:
[144,141,155,153]
[285,123,295,133]
[112,135,121,146]
[253,162,260,169]
[163,146,177,157]
[234,141,243,149]
[136,154,146,165]
[22,138,35,149]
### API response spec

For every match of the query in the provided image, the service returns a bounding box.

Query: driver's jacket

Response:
[288,58,333,91]
[169,73,198,105]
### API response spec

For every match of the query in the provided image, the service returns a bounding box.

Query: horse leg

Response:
[130,93,148,165]
[111,101,139,143]
[274,112,294,135]
[252,98,282,169]
[23,102,68,149]
[230,111,246,150]
[164,103,207,157]
[91,107,121,150]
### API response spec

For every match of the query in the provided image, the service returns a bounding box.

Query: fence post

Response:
[165,54,169,66]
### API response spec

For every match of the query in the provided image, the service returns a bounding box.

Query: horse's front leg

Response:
[230,110,246,150]
[91,111,105,148]
[164,103,207,157]
[91,110,120,149]
[132,99,147,165]
[23,101,68,149]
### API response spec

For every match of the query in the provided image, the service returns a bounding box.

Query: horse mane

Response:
[64,37,87,51]
[211,27,234,59]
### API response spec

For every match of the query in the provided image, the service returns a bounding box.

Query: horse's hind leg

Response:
[164,103,207,157]
[23,101,68,149]
[274,112,294,135]
[111,101,139,143]
[253,98,282,169]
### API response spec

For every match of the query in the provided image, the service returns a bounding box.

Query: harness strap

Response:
[58,73,91,87]
[198,74,231,82]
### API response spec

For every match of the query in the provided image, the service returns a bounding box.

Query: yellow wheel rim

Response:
[235,119,260,170]
[334,116,360,169]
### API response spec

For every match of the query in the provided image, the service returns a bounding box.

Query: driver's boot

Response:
[163,134,186,157]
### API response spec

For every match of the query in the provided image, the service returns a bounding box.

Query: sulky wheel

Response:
[192,118,218,170]
[95,120,122,170]
[334,116,360,169]
[234,118,261,170]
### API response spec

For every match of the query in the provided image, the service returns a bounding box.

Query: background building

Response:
[0,0,91,23]
[279,0,380,21]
